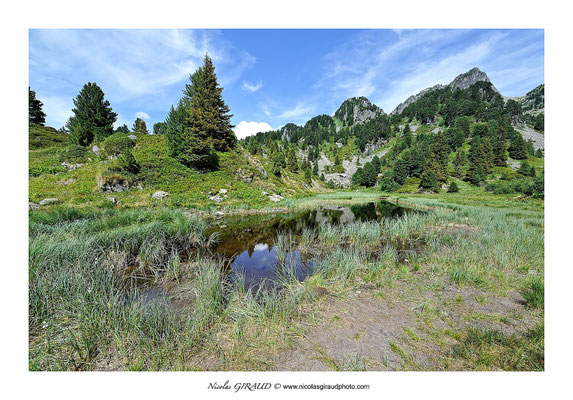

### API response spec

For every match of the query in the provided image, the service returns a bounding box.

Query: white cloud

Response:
[233,121,272,140]
[135,111,150,120]
[241,80,263,93]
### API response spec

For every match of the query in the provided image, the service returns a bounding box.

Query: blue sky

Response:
[29,29,544,139]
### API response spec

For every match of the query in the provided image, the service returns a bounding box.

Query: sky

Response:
[29,29,544,139]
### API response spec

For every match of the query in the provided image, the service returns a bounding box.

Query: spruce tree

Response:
[68,82,117,146]
[29,87,46,126]
[188,54,236,152]
[132,118,149,135]
[419,170,439,192]
[508,131,527,160]
[481,137,494,174]
[116,124,130,134]
[286,147,298,172]
[429,131,449,183]
[165,100,188,159]
[493,135,507,166]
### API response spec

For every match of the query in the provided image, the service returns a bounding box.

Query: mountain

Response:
[334,97,385,127]
[391,67,497,115]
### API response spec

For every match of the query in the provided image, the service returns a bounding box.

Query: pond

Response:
[207,200,415,290]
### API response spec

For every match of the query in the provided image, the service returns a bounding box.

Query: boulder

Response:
[268,194,284,202]
[61,162,83,171]
[128,134,137,140]
[152,191,169,199]
[98,176,131,192]
[39,198,58,206]
[219,188,228,195]
[209,195,224,203]
[92,145,100,155]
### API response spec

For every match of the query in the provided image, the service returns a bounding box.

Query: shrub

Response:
[58,144,88,163]
[447,181,459,193]
[111,150,141,174]
[419,170,440,192]
[101,133,135,157]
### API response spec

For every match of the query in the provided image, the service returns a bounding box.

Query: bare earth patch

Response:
[273,282,537,371]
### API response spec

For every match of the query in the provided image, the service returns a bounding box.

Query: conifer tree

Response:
[508,131,527,160]
[429,131,450,183]
[453,150,467,178]
[68,82,117,146]
[187,54,236,152]
[493,135,507,166]
[116,124,130,134]
[481,137,494,174]
[286,147,298,172]
[165,100,188,159]
[419,170,439,192]
[29,87,46,126]
[132,118,149,135]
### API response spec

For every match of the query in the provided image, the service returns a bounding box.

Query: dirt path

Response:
[274,281,536,371]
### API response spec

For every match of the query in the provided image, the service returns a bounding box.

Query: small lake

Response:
[207,200,414,290]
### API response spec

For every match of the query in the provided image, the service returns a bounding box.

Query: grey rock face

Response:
[39,198,58,206]
[391,84,444,116]
[152,191,169,199]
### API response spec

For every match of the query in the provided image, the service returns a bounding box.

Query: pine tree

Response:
[481,137,494,174]
[508,131,527,160]
[68,82,117,146]
[165,100,188,159]
[453,150,466,178]
[493,135,507,166]
[286,147,298,172]
[188,54,236,152]
[153,122,166,135]
[429,131,449,183]
[132,118,149,135]
[29,87,46,125]
[312,161,319,175]
[419,170,439,192]
[116,124,130,134]
[371,155,381,172]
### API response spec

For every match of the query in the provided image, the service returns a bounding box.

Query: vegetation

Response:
[68,82,117,146]
[29,87,46,125]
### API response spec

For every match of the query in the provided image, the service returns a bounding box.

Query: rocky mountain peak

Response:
[334,96,385,127]
[448,67,497,92]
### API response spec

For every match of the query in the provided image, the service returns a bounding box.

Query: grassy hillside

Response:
[29,128,329,209]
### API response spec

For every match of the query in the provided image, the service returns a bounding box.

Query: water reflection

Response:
[208,200,413,289]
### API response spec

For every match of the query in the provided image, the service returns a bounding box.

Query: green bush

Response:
[101,133,135,157]
[29,165,67,177]
[447,181,459,193]
[110,149,141,174]
[58,144,88,163]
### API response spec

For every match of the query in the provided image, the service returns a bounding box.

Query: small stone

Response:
[152,191,169,199]
[39,198,58,206]
[268,194,284,202]
[209,195,223,203]
[106,197,118,205]
[92,145,100,155]
[219,188,228,194]
[29,202,40,210]
[215,211,224,217]
[58,178,77,186]
[262,191,268,195]
[128,134,137,140]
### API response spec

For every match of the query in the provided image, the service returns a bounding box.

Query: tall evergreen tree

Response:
[286,146,298,172]
[508,131,527,160]
[453,149,467,178]
[481,136,494,174]
[493,135,507,166]
[29,87,46,126]
[116,124,130,134]
[165,100,188,159]
[68,82,117,146]
[187,54,236,152]
[132,118,149,135]
[429,131,449,183]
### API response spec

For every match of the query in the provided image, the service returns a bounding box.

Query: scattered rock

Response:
[98,176,132,192]
[29,202,40,210]
[262,191,268,195]
[209,195,224,203]
[268,194,284,202]
[128,134,137,140]
[215,211,224,217]
[152,191,169,199]
[61,162,83,171]
[58,178,77,186]
[219,188,228,195]
[39,198,58,206]
[106,196,118,205]
[237,168,255,183]
[92,145,100,155]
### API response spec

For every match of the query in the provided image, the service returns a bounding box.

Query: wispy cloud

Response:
[241,80,263,93]
[276,103,315,121]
